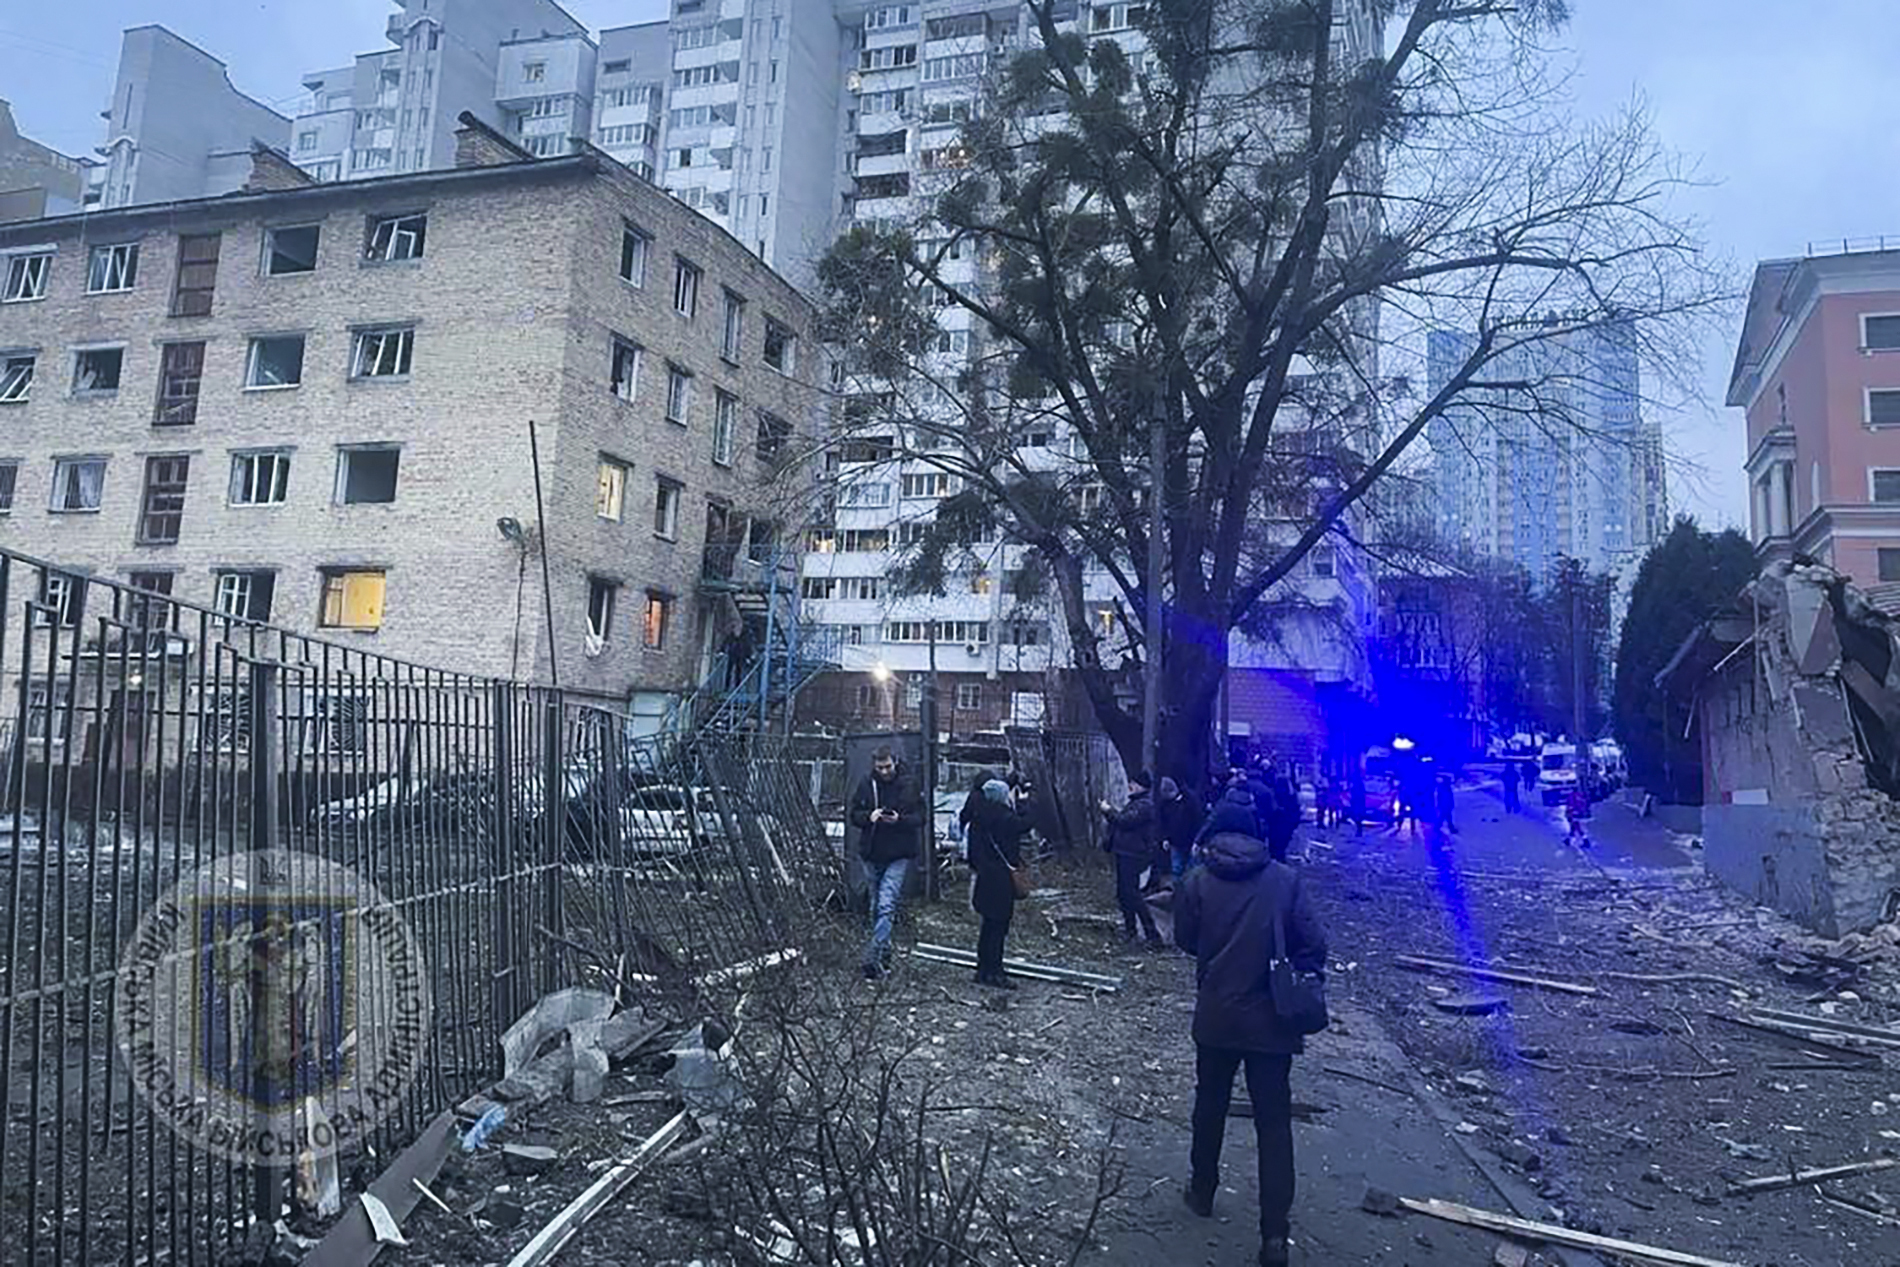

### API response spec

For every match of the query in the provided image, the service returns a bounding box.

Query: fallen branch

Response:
[1726,1157,1899,1197]
[504,1112,691,1267]
[1394,955,1599,997]
[1397,1196,1745,1267]
[1598,971,1746,992]
[1820,1187,1900,1226]
[1706,1013,1882,1067]
[1745,1007,1900,1047]
[1520,1060,1737,1081]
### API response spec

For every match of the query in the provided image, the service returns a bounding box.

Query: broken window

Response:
[35,572,80,628]
[0,463,17,513]
[319,570,385,631]
[620,224,650,285]
[587,578,617,641]
[673,257,700,317]
[246,335,305,388]
[713,391,737,466]
[3,252,50,303]
[24,682,72,743]
[757,410,791,462]
[125,570,176,632]
[87,243,139,293]
[763,318,795,374]
[611,337,642,401]
[597,458,628,520]
[136,455,190,544]
[72,348,123,394]
[214,570,274,624]
[365,212,426,262]
[155,342,203,423]
[353,327,414,378]
[170,234,220,316]
[654,476,682,540]
[264,225,321,275]
[0,354,33,403]
[230,451,290,506]
[49,458,104,512]
[643,591,670,650]
[666,365,693,424]
[336,446,400,504]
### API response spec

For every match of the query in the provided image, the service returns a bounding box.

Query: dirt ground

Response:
[381,781,1900,1267]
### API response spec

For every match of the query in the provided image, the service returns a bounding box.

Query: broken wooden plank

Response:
[305,1111,457,1267]
[699,948,801,987]
[1706,1013,1882,1067]
[1726,1156,1899,1196]
[1394,955,1600,998]
[911,942,1123,990]
[1598,970,1746,992]
[1397,1196,1745,1267]
[504,1111,692,1267]
[1746,1007,1900,1047]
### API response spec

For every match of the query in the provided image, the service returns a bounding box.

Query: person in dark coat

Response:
[1101,771,1162,945]
[966,779,1030,988]
[1435,772,1457,833]
[1158,775,1206,880]
[1501,758,1521,812]
[847,748,924,978]
[1174,805,1328,1267]
[1348,767,1367,836]
[1264,771,1302,862]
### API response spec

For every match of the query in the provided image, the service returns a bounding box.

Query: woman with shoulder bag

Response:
[967,778,1032,989]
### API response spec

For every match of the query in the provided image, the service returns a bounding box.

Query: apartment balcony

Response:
[854,151,912,179]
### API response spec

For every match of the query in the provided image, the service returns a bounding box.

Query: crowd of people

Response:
[845,747,1328,1267]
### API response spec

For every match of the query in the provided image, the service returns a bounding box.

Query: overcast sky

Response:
[6,2,1898,531]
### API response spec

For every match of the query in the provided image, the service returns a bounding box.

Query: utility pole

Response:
[922,614,940,900]
[1570,569,1587,745]
[1141,397,1165,773]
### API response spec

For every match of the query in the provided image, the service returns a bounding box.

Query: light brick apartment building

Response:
[0,117,824,710]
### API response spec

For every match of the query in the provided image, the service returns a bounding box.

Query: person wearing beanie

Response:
[967,778,1031,988]
[1158,774,1206,881]
[1101,771,1162,945]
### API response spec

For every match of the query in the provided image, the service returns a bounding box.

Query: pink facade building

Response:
[1730,244,1900,585]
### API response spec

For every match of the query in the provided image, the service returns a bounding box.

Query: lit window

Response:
[597,458,628,520]
[336,446,400,504]
[50,458,105,512]
[3,252,50,303]
[264,225,321,276]
[320,570,385,630]
[366,212,427,262]
[352,327,414,378]
[87,243,139,294]
[643,591,670,650]
[72,348,123,394]
[246,335,306,388]
[230,452,291,506]
[654,476,682,539]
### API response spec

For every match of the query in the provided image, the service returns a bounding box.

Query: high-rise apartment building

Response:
[1427,323,1667,586]
[95,27,290,210]
[0,100,97,222]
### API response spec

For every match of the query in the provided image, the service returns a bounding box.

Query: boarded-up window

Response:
[171,233,221,317]
[320,570,385,630]
[137,455,190,544]
[155,342,203,424]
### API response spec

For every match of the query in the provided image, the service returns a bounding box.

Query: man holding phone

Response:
[848,747,924,978]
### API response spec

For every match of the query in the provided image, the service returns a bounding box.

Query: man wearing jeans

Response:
[1173,802,1328,1267]
[848,747,923,979]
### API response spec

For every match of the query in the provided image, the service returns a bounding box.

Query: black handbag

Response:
[1269,890,1330,1035]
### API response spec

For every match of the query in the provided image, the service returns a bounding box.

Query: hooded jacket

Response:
[1174,830,1328,1055]
[849,764,924,864]
[1102,789,1156,859]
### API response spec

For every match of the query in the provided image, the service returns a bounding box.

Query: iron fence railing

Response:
[0,546,842,1266]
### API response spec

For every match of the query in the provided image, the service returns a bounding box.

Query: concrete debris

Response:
[1397,1195,1746,1267]
[502,988,617,1078]
[1360,1183,1402,1216]
[1494,1246,1531,1267]
[664,1024,748,1126]
[501,1144,559,1177]
[502,1111,691,1267]
[359,1193,408,1248]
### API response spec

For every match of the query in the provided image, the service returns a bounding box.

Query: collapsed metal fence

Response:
[0,547,842,1266]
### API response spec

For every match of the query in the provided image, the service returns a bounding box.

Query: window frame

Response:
[673,257,701,318]
[721,289,745,362]
[245,334,307,390]
[0,461,17,514]
[762,317,796,375]
[1881,549,1900,584]
[365,212,427,263]
[334,444,401,505]
[86,242,140,294]
[597,457,629,521]
[0,353,32,404]
[229,450,291,507]
[610,337,642,402]
[135,454,190,545]
[71,346,125,396]
[318,569,387,632]
[642,590,670,651]
[213,569,275,625]
[586,577,618,642]
[653,475,683,540]
[350,325,416,380]
[665,364,694,425]
[712,390,738,466]
[1862,312,1900,352]
[262,224,322,277]
[153,342,204,424]
[49,456,106,514]
[955,682,982,711]
[2,252,51,304]
[170,233,221,317]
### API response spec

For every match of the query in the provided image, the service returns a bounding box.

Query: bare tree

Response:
[818,0,1724,776]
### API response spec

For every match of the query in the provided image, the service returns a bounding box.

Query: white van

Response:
[1537,742,1579,806]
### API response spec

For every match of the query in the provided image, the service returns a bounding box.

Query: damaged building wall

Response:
[1694,562,1900,937]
